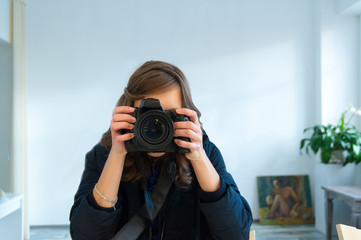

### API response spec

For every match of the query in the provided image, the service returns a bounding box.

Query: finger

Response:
[176,108,199,124]
[174,139,199,151]
[174,121,201,133]
[116,133,134,142]
[113,114,136,123]
[111,122,134,132]
[174,129,201,143]
[114,106,135,114]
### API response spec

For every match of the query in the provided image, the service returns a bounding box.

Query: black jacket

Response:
[70,133,252,240]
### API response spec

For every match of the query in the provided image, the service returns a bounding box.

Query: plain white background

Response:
[7,0,358,234]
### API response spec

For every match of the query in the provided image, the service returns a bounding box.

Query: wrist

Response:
[109,147,127,160]
[189,149,208,163]
[93,183,117,210]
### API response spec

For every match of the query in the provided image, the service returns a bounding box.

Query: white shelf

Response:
[0,194,24,240]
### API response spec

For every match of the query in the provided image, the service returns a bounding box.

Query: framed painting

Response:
[257,175,315,225]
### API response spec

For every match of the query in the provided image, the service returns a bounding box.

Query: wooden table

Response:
[322,186,361,240]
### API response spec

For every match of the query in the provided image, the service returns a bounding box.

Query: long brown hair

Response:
[100,61,202,188]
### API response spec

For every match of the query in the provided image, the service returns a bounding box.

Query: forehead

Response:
[134,87,182,110]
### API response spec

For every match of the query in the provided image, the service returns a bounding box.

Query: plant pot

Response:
[329,150,346,164]
[320,150,346,164]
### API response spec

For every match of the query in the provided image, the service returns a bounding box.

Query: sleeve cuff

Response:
[198,178,227,203]
[87,192,115,213]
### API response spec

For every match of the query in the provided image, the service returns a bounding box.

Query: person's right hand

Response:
[110,106,136,155]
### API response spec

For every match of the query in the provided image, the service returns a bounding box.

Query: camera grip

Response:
[172,113,191,153]
[120,108,138,135]
[174,136,190,153]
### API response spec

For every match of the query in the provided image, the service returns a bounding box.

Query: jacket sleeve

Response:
[69,144,123,240]
[199,139,253,240]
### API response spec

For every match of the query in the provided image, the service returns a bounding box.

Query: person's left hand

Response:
[173,108,205,161]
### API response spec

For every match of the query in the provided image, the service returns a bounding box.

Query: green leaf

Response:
[310,135,322,154]
[353,145,361,156]
[356,153,361,164]
[340,114,345,131]
[313,125,325,134]
[321,150,331,164]
[323,136,333,148]
[300,139,307,150]
[346,152,355,164]
[303,127,312,133]
[335,140,348,149]
[305,143,311,154]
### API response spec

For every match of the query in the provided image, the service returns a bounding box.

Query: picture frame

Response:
[257,175,315,225]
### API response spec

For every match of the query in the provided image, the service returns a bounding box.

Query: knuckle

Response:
[114,106,122,112]
[115,114,125,121]
[120,135,128,141]
[115,106,132,113]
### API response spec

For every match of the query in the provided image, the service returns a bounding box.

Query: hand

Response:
[174,108,205,161]
[110,106,136,155]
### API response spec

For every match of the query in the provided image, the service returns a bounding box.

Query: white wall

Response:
[27,0,321,225]
[0,43,13,192]
[0,0,11,43]
[321,1,360,123]
[337,0,361,14]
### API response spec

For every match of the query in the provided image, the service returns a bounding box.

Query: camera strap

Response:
[111,154,176,240]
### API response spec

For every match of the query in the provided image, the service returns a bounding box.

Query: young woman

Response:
[69,61,252,240]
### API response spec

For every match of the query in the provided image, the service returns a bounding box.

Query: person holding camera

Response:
[69,61,252,240]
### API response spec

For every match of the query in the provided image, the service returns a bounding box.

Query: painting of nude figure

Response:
[257,175,315,225]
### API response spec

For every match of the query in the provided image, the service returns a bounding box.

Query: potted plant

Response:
[300,105,361,165]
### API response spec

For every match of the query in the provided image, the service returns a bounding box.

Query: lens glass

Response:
[141,116,168,144]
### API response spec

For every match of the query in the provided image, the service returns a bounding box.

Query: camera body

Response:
[122,98,190,153]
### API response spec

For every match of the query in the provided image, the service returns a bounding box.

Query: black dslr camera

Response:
[123,98,190,153]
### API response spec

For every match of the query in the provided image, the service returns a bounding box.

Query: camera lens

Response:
[141,116,168,144]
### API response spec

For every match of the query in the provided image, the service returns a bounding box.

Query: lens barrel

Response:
[134,110,174,149]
